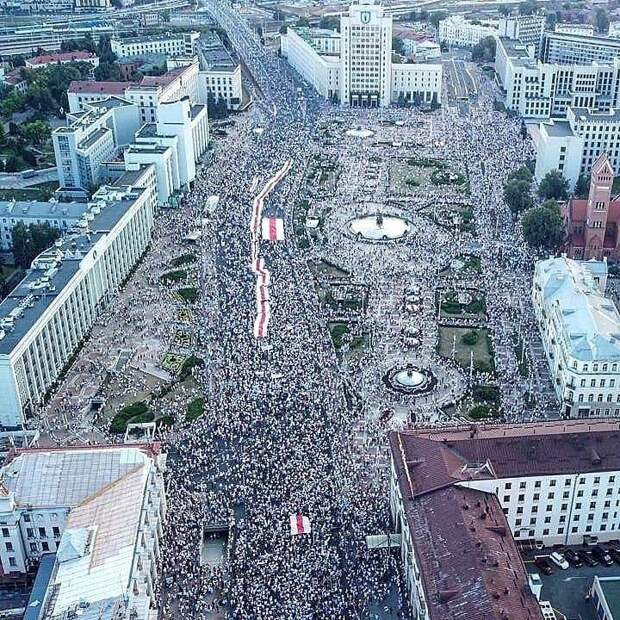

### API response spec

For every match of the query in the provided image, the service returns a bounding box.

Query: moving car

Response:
[549,551,569,570]
[607,546,620,565]
[534,557,554,575]
[564,549,584,567]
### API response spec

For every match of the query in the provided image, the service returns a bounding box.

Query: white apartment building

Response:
[0,444,166,620]
[111,31,200,59]
[340,1,392,107]
[533,256,620,419]
[281,1,442,107]
[556,23,595,36]
[534,106,620,187]
[391,420,620,620]
[0,202,88,251]
[543,31,620,65]
[0,171,157,428]
[438,15,498,48]
[53,97,141,190]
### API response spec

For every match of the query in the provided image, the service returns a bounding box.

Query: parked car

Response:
[564,549,584,567]
[593,546,614,567]
[550,551,569,570]
[580,551,599,567]
[534,557,554,575]
[607,547,620,565]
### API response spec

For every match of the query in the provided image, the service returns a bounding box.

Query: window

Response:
[5,543,12,552]
[41,542,49,552]
[518,494,525,502]
[520,482,526,489]
[8,557,16,567]
[38,528,46,538]
[1,529,8,538]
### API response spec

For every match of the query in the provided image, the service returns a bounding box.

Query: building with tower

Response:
[280,0,442,108]
[562,153,620,260]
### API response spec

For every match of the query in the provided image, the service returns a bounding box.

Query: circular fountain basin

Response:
[346,128,375,138]
[383,365,437,396]
[348,215,410,241]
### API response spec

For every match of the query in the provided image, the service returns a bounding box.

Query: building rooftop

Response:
[26,51,97,66]
[68,81,135,96]
[0,201,86,221]
[598,577,620,616]
[391,429,545,620]
[536,256,620,361]
[541,119,575,137]
[571,106,620,123]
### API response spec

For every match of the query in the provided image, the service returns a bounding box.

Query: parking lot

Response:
[525,551,620,620]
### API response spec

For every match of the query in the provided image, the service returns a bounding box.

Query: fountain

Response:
[384,365,437,396]
[348,214,410,242]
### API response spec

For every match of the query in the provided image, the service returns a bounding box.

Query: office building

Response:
[53,97,141,190]
[533,254,620,416]
[533,106,620,187]
[0,201,88,251]
[497,36,620,120]
[543,31,620,65]
[556,23,595,36]
[0,171,157,427]
[390,419,620,619]
[499,12,546,56]
[25,51,99,70]
[196,33,243,110]
[438,15,498,48]
[0,443,166,620]
[281,1,442,108]
[562,154,620,261]
[111,31,200,59]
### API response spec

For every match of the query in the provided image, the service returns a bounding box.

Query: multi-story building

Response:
[53,97,141,190]
[562,154,620,261]
[556,23,595,36]
[390,420,620,619]
[543,31,620,65]
[0,171,157,428]
[533,254,620,417]
[438,15,498,48]
[340,1,392,107]
[534,106,620,187]
[24,51,99,70]
[0,201,88,251]
[196,33,243,110]
[0,443,166,620]
[499,12,546,56]
[111,31,200,59]
[497,36,620,120]
[281,1,442,108]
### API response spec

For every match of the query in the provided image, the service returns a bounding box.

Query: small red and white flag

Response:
[290,513,311,536]
[262,217,285,242]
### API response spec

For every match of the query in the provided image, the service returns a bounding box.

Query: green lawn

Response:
[186,397,205,421]
[160,269,187,284]
[110,401,152,434]
[438,326,494,373]
[0,182,58,201]
[177,287,198,304]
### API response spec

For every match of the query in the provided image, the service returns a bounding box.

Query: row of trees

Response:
[472,36,497,63]
[11,222,61,269]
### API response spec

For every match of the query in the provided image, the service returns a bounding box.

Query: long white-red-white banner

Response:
[262,217,285,242]
[290,513,312,536]
[250,161,291,339]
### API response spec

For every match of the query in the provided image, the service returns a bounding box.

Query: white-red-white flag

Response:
[290,513,311,536]
[262,217,285,242]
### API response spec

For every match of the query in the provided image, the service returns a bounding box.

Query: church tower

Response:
[584,153,614,260]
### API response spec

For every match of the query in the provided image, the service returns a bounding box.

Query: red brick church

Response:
[563,153,620,261]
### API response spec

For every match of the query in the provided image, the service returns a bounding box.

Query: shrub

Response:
[186,397,205,421]
[178,287,198,303]
[170,253,197,267]
[469,404,492,419]
[461,331,479,346]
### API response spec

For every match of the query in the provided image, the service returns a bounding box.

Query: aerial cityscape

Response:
[1,0,620,618]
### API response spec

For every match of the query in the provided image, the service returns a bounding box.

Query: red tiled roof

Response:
[138,65,189,88]
[68,81,136,95]
[26,51,97,66]
[391,431,544,620]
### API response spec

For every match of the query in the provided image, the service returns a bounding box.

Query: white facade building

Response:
[111,31,200,59]
[543,31,620,65]
[53,97,141,190]
[391,420,620,620]
[438,15,498,48]
[533,256,620,418]
[281,1,442,107]
[0,202,87,251]
[0,444,166,620]
[0,172,157,428]
[534,106,620,187]
[499,12,546,55]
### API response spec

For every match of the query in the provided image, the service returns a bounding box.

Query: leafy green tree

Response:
[295,17,310,27]
[472,36,496,62]
[94,62,121,82]
[522,200,565,253]
[23,120,51,145]
[575,173,591,198]
[538,169,569,200]
[319,16,340,31]
[504,179,534,214]
[11,222,61,268]
[507,165,533,184]
[392,36,406,55]
[519,0,539,15]
[499,5,511,16]
[596,7,610,33]
[429,11,447,29]
[0,89,26,117]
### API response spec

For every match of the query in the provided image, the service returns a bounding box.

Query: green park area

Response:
[437,290,486,319]
[177,287,198,304]
[186,397,205,422]
[438,326,495,374]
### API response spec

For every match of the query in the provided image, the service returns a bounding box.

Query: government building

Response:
[390,420,620,620]
[281,0,442,108]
